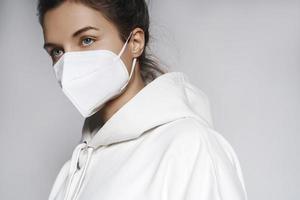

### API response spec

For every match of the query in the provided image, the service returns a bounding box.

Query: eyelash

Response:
[50,37,96,58]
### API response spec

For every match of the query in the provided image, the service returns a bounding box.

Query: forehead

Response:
[42,1,114,42]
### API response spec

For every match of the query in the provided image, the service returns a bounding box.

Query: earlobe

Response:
[131,40,144,58]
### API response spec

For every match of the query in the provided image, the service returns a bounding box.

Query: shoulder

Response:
[155,116,247,189]
[158,117,248,199]
[156,117,224,159]
[160,117,240,167]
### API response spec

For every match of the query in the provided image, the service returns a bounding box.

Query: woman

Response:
[37,0,248,200]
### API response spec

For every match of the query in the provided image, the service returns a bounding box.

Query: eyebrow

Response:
[43,26,99,50]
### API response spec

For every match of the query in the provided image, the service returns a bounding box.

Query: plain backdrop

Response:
[0,0,299,199]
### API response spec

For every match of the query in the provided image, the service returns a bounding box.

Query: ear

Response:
[130,28,145,58]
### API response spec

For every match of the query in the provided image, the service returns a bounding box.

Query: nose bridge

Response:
[62,39,82,53]
[64,44,77,53]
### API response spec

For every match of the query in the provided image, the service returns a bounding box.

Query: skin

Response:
[42,1,146,123]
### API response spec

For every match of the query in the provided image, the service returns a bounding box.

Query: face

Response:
[42,1,140,68]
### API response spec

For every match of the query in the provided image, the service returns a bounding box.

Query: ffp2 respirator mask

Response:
[52,31,137,118]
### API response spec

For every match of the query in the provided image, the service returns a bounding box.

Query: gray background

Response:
[0,0,299,199]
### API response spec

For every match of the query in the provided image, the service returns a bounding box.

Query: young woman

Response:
[37,0,248,200]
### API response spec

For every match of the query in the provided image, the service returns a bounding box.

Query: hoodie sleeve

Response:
[48,159,71,200]
[163,120,248,200]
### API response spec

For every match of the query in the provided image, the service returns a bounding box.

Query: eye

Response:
[50,48,64,58]
[81,37,95,46]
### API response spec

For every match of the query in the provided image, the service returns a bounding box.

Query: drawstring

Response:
[63,141,94,200]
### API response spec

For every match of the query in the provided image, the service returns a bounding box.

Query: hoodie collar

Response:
[81,71,214,149]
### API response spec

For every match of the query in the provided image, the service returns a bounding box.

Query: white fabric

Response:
[48,71,248,200]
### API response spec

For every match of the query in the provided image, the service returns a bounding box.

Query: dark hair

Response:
[36,0,168,85]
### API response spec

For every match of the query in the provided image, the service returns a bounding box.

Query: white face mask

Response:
[52,31,137,118]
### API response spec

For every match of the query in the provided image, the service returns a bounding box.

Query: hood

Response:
[63,71,214,200]
[81,71,214,147]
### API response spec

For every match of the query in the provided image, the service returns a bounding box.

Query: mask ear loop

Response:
[117,31,134,58]
[116,31,138,91]
[119,57,137,91]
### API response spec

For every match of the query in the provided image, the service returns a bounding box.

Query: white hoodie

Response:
[48,71,248,200]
